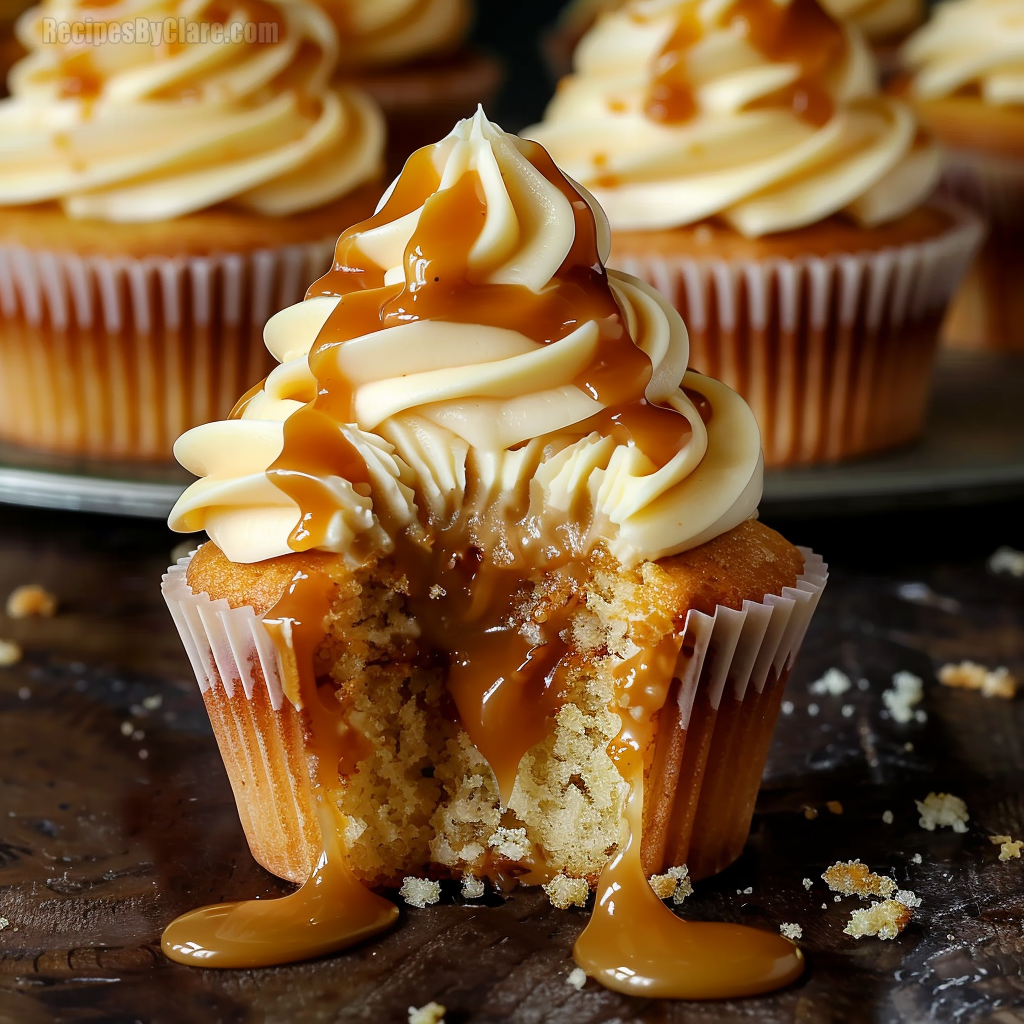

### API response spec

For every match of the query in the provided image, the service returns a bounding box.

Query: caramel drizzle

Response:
[644,0,846,128]
[574,637,805,998]
[161,567,398,968]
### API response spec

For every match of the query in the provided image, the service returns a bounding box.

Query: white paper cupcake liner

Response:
[162,542,827,885]
[612,203,983,465]
[0,238,335,460]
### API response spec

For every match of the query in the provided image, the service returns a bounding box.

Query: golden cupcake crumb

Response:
[988,835,1023,861]
[826,801,844,815]
[543,873,590,909]
[844,900,913,940]
[938,661,1018,699]
[648,864,692,904]
[822,860,897,899]
[408,1002,446,1024]
[916,792,969,833]
[460,875,485,899]
[6,584,57,619]
[0,639,22,667]
[803,806,819,820]
[399,877,442,909]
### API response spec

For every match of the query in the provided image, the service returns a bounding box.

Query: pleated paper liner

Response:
[612,203,983,467]
[938,151,1024,351]
[0,239,334,461]
[162,546,827,887]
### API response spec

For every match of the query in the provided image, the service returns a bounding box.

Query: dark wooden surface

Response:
[0,499,1022,1024]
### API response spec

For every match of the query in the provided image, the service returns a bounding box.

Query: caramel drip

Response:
[161,566,397,968]
[644,0,846,127]
[574,640,805,998]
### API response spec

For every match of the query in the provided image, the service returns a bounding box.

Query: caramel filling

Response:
[644,0,846,128]
[163,136,802,998]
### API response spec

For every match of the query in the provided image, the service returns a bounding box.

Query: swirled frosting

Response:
[526,0,940,236]
[0,0,384,220]
[902,0,1024,105]
[324,0,471,68]
[170,110,762,568]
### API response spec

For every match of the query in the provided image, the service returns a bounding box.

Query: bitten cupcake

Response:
[160,112,826,996]
[0,0,385,460]
[900,0,1024,350]
[527,0,983,467]
[319,0,502,170]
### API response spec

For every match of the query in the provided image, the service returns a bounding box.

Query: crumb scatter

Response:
[0,639,22,667]
[989,835,1023,861]
[989,546,1024,576]
[6,585,58,619]
[822,859,896,899]
[400,877,442,909]
[779,922,802,940]
[938,661,1018,699]
[882,671,924,724]
[810,668,852,696]
[544,873,590,909]
[845,900,913,940]
[916,792,969,833]
[408,1002,446,1024]
[567,967,587,990]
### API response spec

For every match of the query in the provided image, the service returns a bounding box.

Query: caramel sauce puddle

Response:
[164,133,803,997]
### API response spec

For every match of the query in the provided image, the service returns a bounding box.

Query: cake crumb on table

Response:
[779,922,802,940]
[844,900,913,940]
[822,859,897,899]
[544,873,590,909]
[648,864,692,904]
[988,835,1023,860]
[882,810,894,824]
[460,875,485,899]
[802,877,813,890]
[938,661,1018,699]
[882,671,924,724]
[0,917,9,930]
[826,801,843,815]
[810,668,852,696]
[567,967,587,990]
[408,1002,446,1024]
[911,853,922,864]
[916,792,969,833]
[988,546,1024,576]
[6,585,58,619]
[0,639,22,667]
[399,877,442,909]
[894,889,922,909]
[803,806,819,820]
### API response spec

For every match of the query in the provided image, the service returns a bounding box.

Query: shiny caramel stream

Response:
[163,129,804,998]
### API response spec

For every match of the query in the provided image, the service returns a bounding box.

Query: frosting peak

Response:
[0,0,384,220]
[527,0,940,236]
[170,111,762,568]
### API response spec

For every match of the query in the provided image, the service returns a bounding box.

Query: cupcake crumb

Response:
[988,546,1024,577]
[938,661,1018,699]
[810,668,852,696]
[6,585,58,619]
[826,801,843,815]
[0,917,9,930]
[822,859,896,899]
[544,873,590,909]
[988,835,1023,861]
[649,864,691,904]
[781,700,795,715]
[911,853,922,864]
[461,875,485,899]
[916,792,969,833]
[408,1002,446,1024]
[400,877,442,909]
[803,806,819,820]
[894,889,922,909]
[882,671,924,724]
[428,584,446,600]
[882,810,894,824]
[0,639,22,667]
[844,900,913,940]
[487,827,530,861]
[567,967,587,990]
[779,922,802,940]
[802,877,813,890]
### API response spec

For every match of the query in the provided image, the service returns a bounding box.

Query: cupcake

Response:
[320,0,502,171]
[526,0,983,467]
[900,0,1024,350]
[0,0,385,460]
[160,111,826,997]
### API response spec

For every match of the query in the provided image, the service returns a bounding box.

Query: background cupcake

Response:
[527,0,982,467]
[900,0,1024,350]
[0,0,385,460]
[320,0,502,170]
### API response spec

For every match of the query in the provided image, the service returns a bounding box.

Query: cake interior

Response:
[187,518,803,892]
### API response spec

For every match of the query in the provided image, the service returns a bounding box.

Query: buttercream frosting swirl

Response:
[526,0,940,236]
[325,0,471,68]
[170,110,762,568]
[902,0,1024,105]
[0,0,384,220]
